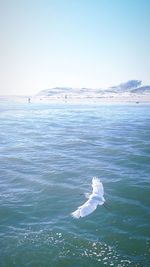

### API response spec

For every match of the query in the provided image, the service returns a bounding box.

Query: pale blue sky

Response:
[0,0,150,95]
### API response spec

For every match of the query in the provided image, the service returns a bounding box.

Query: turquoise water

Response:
[0,102,150,267]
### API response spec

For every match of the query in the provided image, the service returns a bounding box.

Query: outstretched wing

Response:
[92,177,104,196]
[71,199,98,219]
[71,177,105,219]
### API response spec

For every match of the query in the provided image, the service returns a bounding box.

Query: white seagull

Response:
[71,177,105,218]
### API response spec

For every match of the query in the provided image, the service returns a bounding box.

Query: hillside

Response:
[37,80,150,99]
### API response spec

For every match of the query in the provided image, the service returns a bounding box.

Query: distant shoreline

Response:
[0,94,150,104]
[1,80,150,104]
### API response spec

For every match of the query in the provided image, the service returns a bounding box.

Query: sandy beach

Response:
[34,93,150,104]
[1,92,150,105]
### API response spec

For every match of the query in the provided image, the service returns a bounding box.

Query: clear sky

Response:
[0,0,150,95]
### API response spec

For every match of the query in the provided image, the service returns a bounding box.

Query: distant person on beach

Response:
[28,97,31,103]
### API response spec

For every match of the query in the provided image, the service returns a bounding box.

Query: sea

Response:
[0,101,150,267]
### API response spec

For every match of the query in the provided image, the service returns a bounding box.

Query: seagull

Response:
[71,177,105,218]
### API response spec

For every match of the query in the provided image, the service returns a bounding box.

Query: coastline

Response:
[1,93,150,105]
